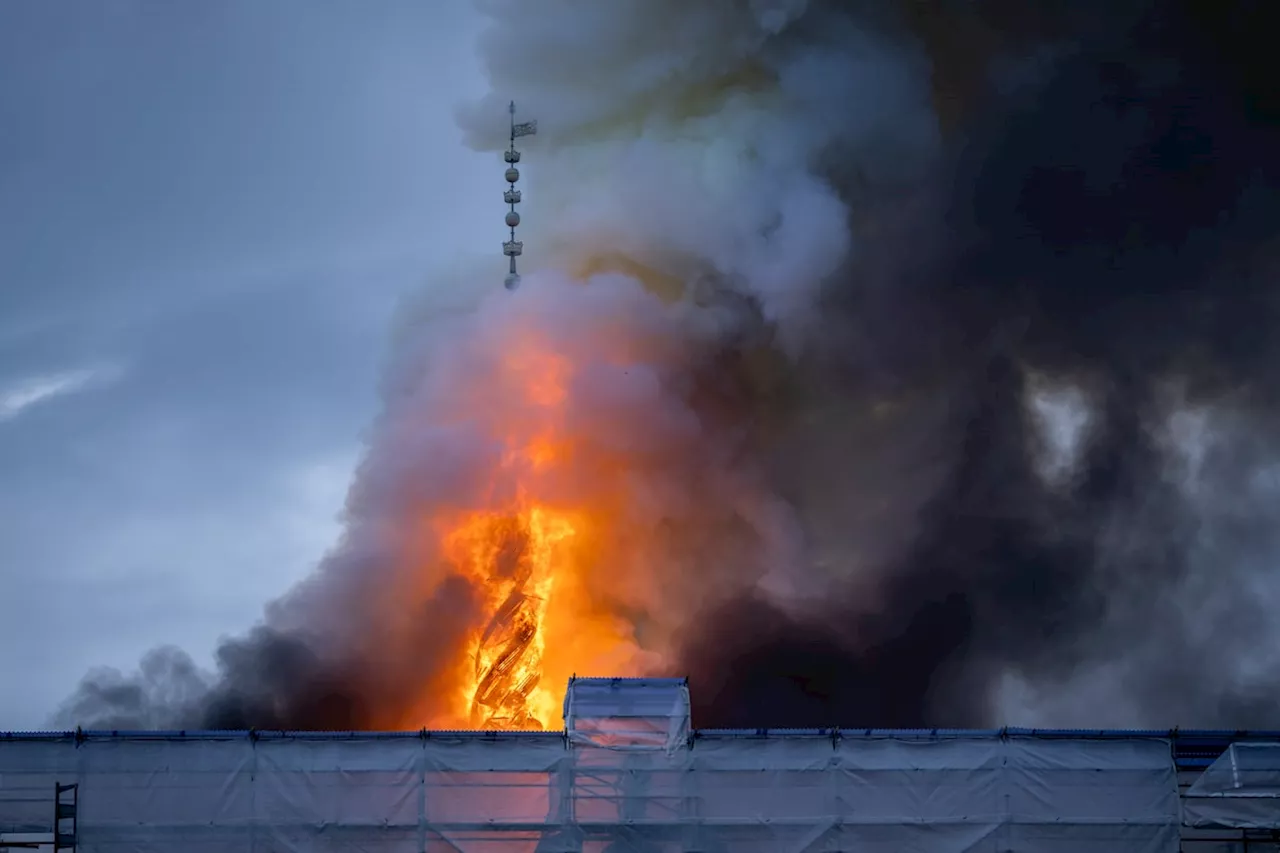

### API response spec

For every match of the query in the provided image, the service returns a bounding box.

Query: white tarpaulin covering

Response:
[0,730,1179,852]
[563,677,691,752]
[1182,742,1280,829]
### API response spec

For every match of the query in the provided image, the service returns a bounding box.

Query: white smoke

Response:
[436,0,946,625]
[456,0,940,346]
[54,0,949,730]
[56,0,1280,733]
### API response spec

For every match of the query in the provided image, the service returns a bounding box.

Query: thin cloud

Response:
[0,365,121,422]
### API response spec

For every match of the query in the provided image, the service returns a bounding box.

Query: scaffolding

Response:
[0,680,1191,852]
[0,730,1182,852]
[0,782,76,852]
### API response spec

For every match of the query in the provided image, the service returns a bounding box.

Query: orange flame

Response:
[395,308,656,731]
[443,504,574,729]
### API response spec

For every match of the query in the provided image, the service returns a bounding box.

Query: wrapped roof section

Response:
[1184,742,1280,829]
[562,676,691,751]
[0,729,1182,851]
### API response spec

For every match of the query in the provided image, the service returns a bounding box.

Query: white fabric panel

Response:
[255,738,421,852]
[1183,742,1280,829]
[424,737,567,853]
[563,678,691,752]
[0,732,1180,852]
[1003,738,1181,822]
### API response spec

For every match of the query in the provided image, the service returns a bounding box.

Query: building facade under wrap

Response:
[1,678,1277,852]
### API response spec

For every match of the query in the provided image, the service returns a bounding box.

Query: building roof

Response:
[3,726,1276,770]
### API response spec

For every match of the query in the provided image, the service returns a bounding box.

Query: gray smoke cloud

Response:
[56,0,1280,731]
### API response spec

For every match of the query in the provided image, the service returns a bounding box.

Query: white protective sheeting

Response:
[1183,742,1280,829]
[0,731,1180,852]
[562,677,691,752]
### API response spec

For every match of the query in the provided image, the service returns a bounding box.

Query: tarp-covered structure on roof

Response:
[0,679,1182,852]
[1183,741,1280,830]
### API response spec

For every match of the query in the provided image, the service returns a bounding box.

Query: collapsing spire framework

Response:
[502,101,537,291]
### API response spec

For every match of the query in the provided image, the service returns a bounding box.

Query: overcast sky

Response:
[0,1,496,729]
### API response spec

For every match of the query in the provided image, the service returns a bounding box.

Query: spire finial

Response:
[502,102,538,291]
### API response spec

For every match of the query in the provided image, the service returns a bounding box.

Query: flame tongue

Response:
[449,505,574,730]
[419,334,636,730]
[473,580,542,728]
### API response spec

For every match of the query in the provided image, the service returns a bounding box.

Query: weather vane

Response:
[503,101,537,291]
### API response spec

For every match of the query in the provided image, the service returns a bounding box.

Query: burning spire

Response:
[502,101,537,291]
[458,508,574,730]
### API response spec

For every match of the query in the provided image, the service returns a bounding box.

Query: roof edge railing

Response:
[6,727,1280,740]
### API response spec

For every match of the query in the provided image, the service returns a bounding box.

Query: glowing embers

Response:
[445,505,575,730]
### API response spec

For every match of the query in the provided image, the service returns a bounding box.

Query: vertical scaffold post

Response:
[53,782,78,852]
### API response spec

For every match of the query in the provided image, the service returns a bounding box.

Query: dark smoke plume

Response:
[681,0,1280,728]
[55,0,1280,732]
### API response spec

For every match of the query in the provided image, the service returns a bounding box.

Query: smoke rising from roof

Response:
[56,0,1280,731]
